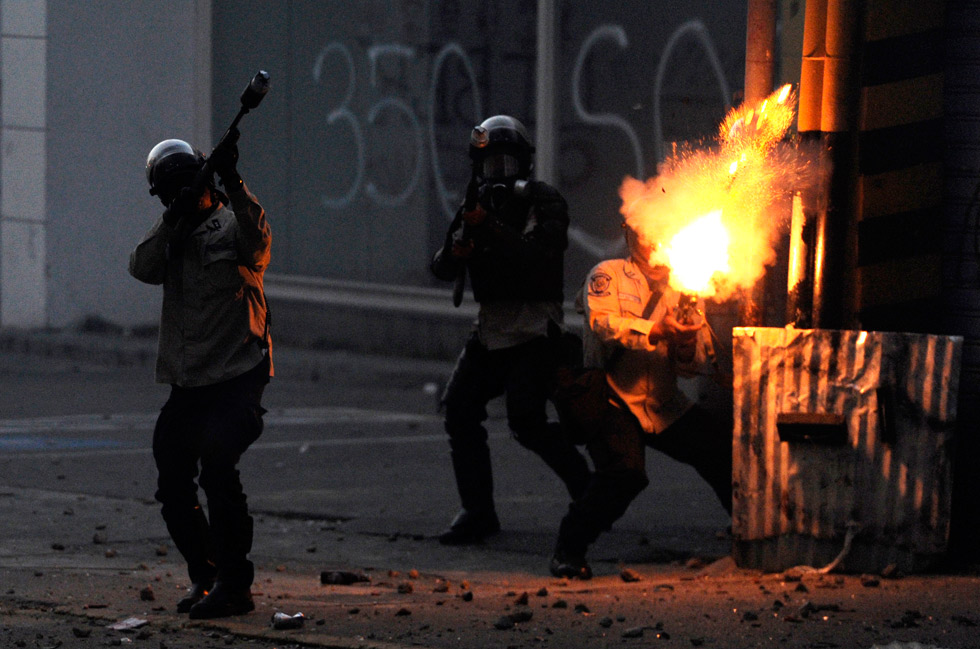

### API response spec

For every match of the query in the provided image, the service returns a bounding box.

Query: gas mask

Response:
[479,153,521,211]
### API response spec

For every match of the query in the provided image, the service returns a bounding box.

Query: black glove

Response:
[210,127,241,189]
[163,186,198,227]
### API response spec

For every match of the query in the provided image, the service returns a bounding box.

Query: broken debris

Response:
[108,617,148,632]
[271,611,305,630]
[620,568,642,582]
[320,570,370,585]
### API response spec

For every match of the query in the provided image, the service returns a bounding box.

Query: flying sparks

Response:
[620,84,822,300]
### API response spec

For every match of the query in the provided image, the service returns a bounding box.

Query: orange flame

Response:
[620,84,814,301]
[664,210,730,295]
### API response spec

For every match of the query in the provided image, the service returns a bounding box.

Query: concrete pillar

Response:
[744,0,777,104]
[743,0,778,325]
[790,0,863,330]
[0,0,48,328]
[812,0,862,329]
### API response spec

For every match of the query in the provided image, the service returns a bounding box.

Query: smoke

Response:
[619,86,826,300]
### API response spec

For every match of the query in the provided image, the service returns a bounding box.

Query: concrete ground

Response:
[1,329,978,649]
[2,513,979,649]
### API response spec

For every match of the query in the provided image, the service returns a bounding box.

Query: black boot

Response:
[176,581,213,614]
[187,582,255,619]
[438,508,501,545]
[550,508,601,580]
[549,549,592,580]
[207,505,255,595]
[442,432,497,545]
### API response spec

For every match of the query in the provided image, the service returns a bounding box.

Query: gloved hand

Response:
[163,186,199,227]
[649,312,700,345]
[209,127,241,189]
[451,237,475,259]
[653,313,701,362]
[462,204,486,227]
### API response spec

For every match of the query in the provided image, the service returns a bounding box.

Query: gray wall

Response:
[2,1,747,333]
[44,0,212,329]
[211,0,747,297]
[0,0,48,327]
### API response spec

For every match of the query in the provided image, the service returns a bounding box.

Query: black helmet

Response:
[145,139,205,204]
[468,115,534,180]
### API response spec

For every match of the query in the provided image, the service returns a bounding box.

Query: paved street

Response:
[1,333,978,649]
[0,334,731,559]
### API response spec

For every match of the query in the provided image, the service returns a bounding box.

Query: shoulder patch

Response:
[588,271,613,296]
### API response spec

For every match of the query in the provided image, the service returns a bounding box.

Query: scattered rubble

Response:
[432,580,450,593]
[108,617,147,631]
[320,570,370,585]
[861,574,881,588]
[271,611,305,629]
[620,568,642,582]
[494,608,533,630]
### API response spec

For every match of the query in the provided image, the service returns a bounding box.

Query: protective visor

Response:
[481,153,521,179]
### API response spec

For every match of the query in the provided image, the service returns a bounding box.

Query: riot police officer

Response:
[129,132,271,618]
[430,115,591,545]
[549,224,731,579]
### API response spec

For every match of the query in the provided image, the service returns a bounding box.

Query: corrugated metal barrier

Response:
[732,327,963,573]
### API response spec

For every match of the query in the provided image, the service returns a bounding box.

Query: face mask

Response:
[484,182,513,212]
[481,153,521,181]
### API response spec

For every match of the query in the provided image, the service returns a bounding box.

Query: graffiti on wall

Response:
[310,24,735,248]
[213,1,746,286]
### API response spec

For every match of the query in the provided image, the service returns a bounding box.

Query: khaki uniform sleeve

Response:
[128,215,174,285]
[229,182,271,271]
[584,262,658,353]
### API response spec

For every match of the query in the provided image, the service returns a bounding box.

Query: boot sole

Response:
[188,601,255,619]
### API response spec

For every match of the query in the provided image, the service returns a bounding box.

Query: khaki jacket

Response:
[581,258,711,434]
[129,185,272,387]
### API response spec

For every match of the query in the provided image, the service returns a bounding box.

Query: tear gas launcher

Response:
[451,169,481,307]
[450,176,531,307]
[191,70,271,194]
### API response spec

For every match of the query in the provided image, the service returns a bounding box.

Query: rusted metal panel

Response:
[732,326,963,572]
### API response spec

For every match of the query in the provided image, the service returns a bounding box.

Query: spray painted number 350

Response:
[312,41,483,210]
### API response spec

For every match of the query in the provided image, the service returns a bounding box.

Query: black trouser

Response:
[152,357,268,588]
[442,332,591,516]
[556,402,732,556]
